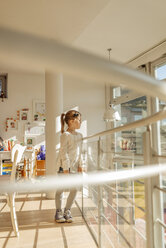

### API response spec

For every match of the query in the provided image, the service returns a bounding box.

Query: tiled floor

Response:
[0,193,97,248]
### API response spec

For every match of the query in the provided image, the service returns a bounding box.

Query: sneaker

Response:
[55,209,66,223]
[64,208,73,223]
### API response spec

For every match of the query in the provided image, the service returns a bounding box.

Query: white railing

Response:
[1,111,166,247]
[1,27,166,248]
[83,107,166,141]
[0,27,166,101]
[76,108,166,248]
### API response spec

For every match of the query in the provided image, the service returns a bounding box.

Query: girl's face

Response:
[68,116,81,130]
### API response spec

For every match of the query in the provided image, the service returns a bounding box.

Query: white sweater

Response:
[57,131,83,172]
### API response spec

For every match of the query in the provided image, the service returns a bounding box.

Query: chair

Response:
[0,144,26,237]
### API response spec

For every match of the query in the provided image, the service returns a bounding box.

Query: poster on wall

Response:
[7,119,18,130]
[20,109,29,121]
[25,136,35,147]
[33,100,45,122]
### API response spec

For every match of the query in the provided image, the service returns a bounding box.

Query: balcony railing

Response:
[75,108,166,248]
[0,27,166,248]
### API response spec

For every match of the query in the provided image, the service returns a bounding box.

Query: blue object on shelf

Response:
[37,145,46,160]
[2,171,11,175]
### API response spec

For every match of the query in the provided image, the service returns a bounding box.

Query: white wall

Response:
[0,71,45,142]
[0,71,105,144]
[63,75,105,137]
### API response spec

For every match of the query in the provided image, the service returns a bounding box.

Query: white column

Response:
[45,72,63,198]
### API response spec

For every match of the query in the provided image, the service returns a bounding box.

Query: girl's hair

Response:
[61,110,81,133]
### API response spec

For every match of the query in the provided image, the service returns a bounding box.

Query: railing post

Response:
[81,179,84,217]
[97,137,102,248]
[143,125,164,248]
[143,127,154,248]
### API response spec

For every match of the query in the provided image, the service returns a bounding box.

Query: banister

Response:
[0,27,166,101]
[83,108,166,141]
[155,218,166,230]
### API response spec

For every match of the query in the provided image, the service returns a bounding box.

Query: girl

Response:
[55,110,83,223]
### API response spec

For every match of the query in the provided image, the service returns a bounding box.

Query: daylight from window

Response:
[155,63,166,80]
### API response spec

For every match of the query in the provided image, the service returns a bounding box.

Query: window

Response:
[153,61,166,155]
[155,62,166,80]
[0,74,8,99]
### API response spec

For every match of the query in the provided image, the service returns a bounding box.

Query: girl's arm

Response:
[78,133,85,172]
[59,133,70,172]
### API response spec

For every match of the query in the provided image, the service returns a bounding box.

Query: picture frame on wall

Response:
[25,136,35,147]
[7,119,18,130]
[20,109,29,121]
[33,100,45,122]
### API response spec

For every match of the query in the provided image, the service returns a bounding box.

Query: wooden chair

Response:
[0,144,26,237]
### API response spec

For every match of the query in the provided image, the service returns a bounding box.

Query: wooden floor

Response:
[0,193,97,248]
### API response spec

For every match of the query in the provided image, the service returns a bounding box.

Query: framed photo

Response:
[7,119,18,130]
[20,110,29,121]
[27,137,33,145]
[33,100,45,122]
[25,136,35,146]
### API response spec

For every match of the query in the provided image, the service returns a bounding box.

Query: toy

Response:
[37,145,46,160]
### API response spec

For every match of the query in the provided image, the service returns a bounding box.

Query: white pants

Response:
[55,188,77,210]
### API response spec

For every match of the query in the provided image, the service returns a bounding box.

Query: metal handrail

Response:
[155,218,166,229]
[102,198,131,225]
[154,186,166,193]
[102,212,135,248]
[101,229,117,248]
[81,95,166,248]
[103,183,145,213]
[102,213,118,234]
[83,108,166,141]
[1,27,166,101]
[132,226,146,241]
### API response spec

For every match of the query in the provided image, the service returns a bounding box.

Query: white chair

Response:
[0,144,26,237]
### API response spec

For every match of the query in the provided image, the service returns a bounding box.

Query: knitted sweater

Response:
[57,131,83,172]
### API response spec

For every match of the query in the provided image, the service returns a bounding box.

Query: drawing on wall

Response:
[20,109,29,121]
[33,100,45,122]
[25,136,35,146]
[7,119,18,130]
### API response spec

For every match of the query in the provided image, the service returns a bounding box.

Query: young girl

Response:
[55,110,83,223]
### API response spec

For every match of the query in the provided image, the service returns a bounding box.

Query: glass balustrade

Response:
[78,130,147,248]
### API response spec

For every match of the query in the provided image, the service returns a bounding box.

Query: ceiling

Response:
[0,0,166,64]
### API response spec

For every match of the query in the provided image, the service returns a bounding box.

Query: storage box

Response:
[36,160,45,169]
[36,160,46,176]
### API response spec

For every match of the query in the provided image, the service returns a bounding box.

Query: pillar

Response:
[45,72,63,198]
